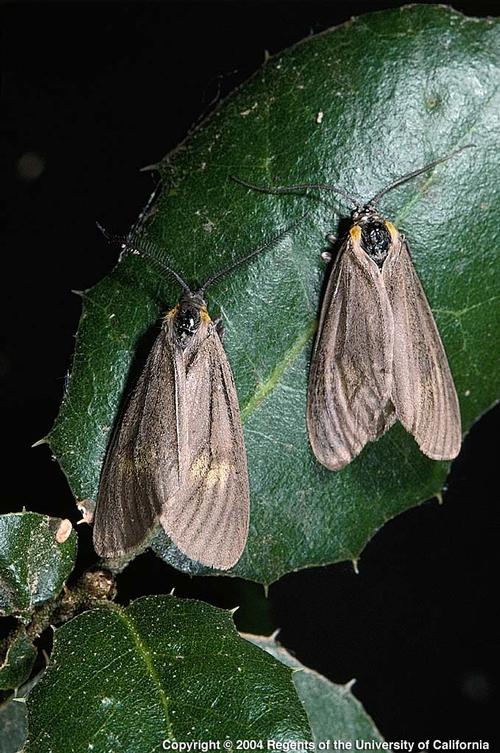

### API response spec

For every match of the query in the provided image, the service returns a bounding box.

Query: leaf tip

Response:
[31,436,49,448]
[344,678,357,693]
[140,162,160,173]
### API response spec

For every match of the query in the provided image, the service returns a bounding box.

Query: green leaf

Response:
[0,626,37,691]
[24,595,311,752]
[0,513,77,622]
[0,695,28,753]
[246,635,383,744]
[0,673,43,753]
[48,5,500,584]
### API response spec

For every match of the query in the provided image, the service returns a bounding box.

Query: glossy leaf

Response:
[0,626,37,691]
[0,695,28,753]
[24,596,311,752]
[0,513,77,622]
[48,6,500,583]
[246,634,384,744]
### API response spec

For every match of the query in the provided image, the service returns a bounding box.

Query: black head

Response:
[352,205,393,268]
[173,292,208,345]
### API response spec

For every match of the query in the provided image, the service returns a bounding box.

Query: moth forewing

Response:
[306,227,396,471]
[160,321,250,569]
[93,325,183,557]
[383,234,462,460]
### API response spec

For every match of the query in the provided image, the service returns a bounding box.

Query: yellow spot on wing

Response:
[166,304,180,319]
[189,453,231,490]
[385,220,398,239]
[350,224,362,242]
[205,461,231,490]
[190,452,210,481]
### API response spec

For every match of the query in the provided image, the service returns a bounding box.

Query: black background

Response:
[1,1,496,745]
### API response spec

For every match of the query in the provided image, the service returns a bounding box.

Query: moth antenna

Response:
[232,143,475,212]
[368,144,475,206]
[97,223,193,295]
[126,238,194,295]
[197,212,308,294]
[96,221,127,248]
[231,175,361,210]
[98,218,305,298]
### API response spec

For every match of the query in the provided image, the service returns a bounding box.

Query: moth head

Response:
[171,292,210,346]
[180,290,207,310]
[351,202,382,226]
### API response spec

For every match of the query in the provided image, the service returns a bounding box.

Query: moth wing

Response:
[160,322,250,570]
[93,323,185,557]
[306,237,396,470]
[384,238,461,460]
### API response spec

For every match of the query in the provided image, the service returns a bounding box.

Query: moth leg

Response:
[321,232,338,263]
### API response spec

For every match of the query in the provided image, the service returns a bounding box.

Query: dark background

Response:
[1,1,496,745]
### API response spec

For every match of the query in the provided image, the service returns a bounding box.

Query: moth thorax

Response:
[356,211,392,269]
[175,293,207,347]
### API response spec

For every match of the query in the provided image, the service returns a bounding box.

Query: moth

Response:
[93,225,298,569]
[233,147,469,470]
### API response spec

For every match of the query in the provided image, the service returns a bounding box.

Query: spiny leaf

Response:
[24,596,311,752]
[48,6,500,583]
[246,634,384,744]
[0,513,77,622]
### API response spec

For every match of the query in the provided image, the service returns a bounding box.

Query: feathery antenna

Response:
[231,144,474,211]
